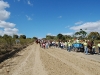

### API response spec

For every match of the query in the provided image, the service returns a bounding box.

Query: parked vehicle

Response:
[72,43,84,52]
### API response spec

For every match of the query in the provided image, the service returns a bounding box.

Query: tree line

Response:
[44,29,100,41]
[0,34,35,55]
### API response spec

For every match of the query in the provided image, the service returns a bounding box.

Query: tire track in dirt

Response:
[32,45,48,75]
[0,44,36,75]
[42,48,100,75]
[0,44,48,75]
[40,48,84,75]
[47,49,100,75]
[11,44,36,75]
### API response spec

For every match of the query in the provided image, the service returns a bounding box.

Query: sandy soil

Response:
[0,44,100,75]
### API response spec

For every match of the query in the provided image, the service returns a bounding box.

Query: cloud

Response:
[0,0,20,36]
[0,30,3,35]
[27,0,33,6]
[62,32,73,36]
[0,28,19,36]
[75,21,83,25]
[58,16,62,18]
[47,33,56,36]
[0,20,15,28]
[0,0,9,10]
[70,20,100,33]
[0,0,10,20]
[0,10,10,20]
[3,28,19,35]
[26,15,32,20]
[47,33,51,35]
[47,32,73,36]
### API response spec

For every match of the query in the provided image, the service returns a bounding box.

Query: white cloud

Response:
[0,0,10,20]
[75,21,83,25]
[62,32,73,36]
[47,33,51,35]
[0,30,3,36]
[0,10,10,20]
[58,16,62,18]
[47,33,73,36]
[26,15,32,20]
[27,0,33,6]
[3,28,18,35]
[70,20,100,33]
[0,0,9,10]
[0,20,15,28]
[47,33,56,36]
[0,0,20,36]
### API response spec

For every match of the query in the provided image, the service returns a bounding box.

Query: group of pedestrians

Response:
[36,39,100,55]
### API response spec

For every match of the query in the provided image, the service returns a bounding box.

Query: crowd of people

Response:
[35,39,100,55]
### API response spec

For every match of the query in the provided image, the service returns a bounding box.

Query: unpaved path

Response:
[0,44,100,75]
[0,44,47,75]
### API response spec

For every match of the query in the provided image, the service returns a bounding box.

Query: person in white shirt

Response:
[97,42,100,54]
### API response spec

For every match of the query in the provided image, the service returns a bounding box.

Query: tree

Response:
[46,35,56,40]
[80,29,87,38]
[20,35,26,39]
[33,37,38,40]
[74,29,87,39]
[0,35,2,38]
[88,32,100,40]
[75,32,80,36]
[13,34,19,39]
[3,34,13,49]
[57,33,63,40]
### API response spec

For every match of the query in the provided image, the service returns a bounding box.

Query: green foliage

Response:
[33,37,38,40]
[45,34,72,41]
[46,35,56,40]
[0,34,33,55]
[0,35,2,38]
[2,34,14,49]
[13,34,19,39]
[87,32,100,40]
[20,35,26,39]
[57,33,63,40]
[74,29,87,39]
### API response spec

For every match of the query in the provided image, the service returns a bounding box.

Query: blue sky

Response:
[0,0,100,38]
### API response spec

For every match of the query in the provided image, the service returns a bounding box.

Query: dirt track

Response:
[0,44,100,75]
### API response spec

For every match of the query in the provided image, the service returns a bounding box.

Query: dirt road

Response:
[0,44,100,75]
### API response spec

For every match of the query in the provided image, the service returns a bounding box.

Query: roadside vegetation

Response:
[0,29,100,55]
[45,29,100,43]
[0,34,34,55]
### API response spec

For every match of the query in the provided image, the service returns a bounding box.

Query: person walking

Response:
[83,40,88,55]
[45,41,49,49]
[68,40,71,52]
[92,44,96,54]
[97,42,100,54]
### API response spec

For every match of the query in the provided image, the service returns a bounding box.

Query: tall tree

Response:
[80,29,87,38]
[74,29,87,39]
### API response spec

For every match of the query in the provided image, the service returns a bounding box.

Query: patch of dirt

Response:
[0,44,100,75]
